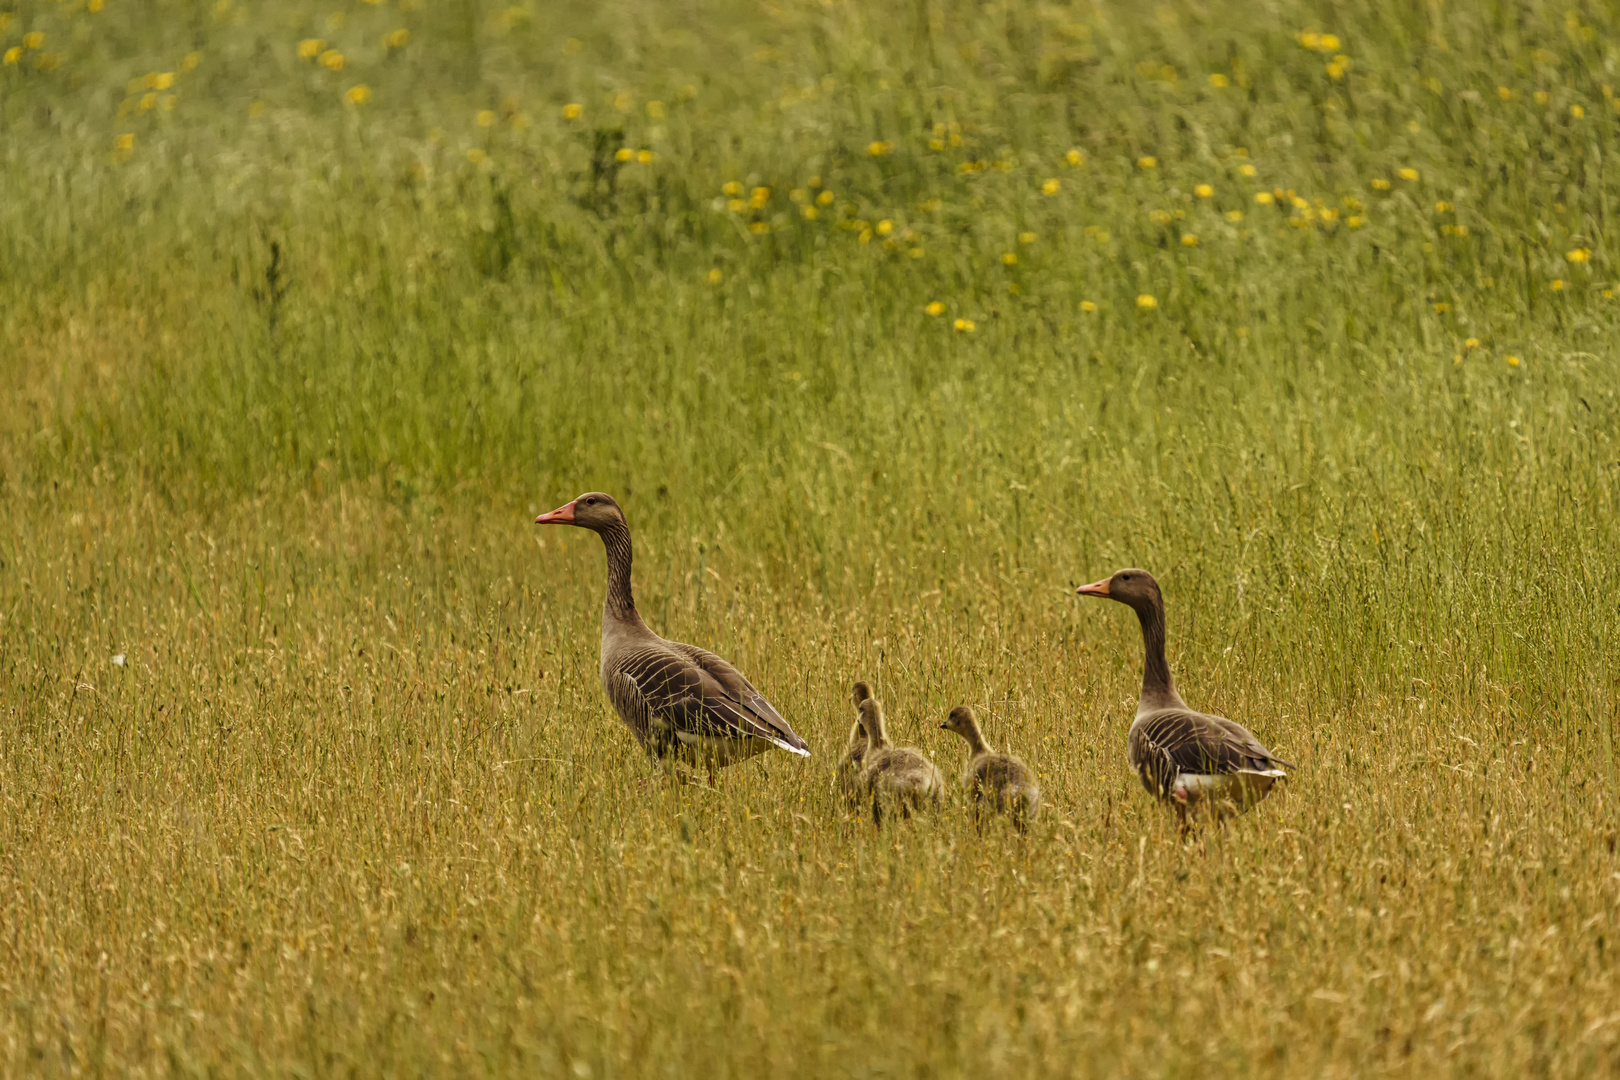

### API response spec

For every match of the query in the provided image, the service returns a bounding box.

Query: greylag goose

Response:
[835,681,873,806]
[856,694,943,825]
[1076,568,1292,827]
[939,705,1040,832]
[535,492,810,778]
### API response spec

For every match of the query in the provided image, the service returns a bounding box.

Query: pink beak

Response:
[534,500,578,525]
[1076,577,1111,597]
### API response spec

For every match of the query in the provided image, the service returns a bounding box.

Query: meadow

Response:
[3,0,1620,1074]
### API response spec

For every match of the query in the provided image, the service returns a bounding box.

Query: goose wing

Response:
[614,641,809,755]
[1129,708,1291,795]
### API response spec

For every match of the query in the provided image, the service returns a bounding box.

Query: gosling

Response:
[940,705,1040,832]
[836,681,873,807]
[857,695,943,825]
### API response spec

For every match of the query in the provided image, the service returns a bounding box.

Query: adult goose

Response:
[836,681,874,807]
[1077,568,1291,827]
[940,706,1040,832]
[856,694,943,825]
[535,492,810,778]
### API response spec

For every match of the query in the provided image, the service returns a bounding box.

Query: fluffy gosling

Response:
[857,695,943,825]
[940,705,1040,832]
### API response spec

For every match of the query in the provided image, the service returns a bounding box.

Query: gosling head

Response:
[535,492,626,533]
[851,680,873,709]
[940,705,989,752]
[857,697,890,748]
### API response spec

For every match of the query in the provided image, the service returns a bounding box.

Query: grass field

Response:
[4,0,1620,1074]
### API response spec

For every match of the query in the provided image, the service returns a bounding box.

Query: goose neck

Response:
[1133,594,1179,704]
[599,521,640,624]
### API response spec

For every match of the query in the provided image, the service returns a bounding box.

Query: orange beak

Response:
[534,500,578,525]
[1076,577,1111,597]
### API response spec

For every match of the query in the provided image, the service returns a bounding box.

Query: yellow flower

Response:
[1533,91,1550,105]
[2,48,19,66]
[1432,302,1449,313]
[637,150,654,164]
[614,148,633,162]
[466,148,486,164]
[1181,233,1198,246]
[925,301,945,316]
[1497,86,1512,101]
[800,205,817,220]
[953,318,976,332]
[816,190,834,206]
[1326,59,1346,80]
[876,220,894,236]
[23,31,44,49]
[727,199,746,213]
[1291,195,1309,210]
[1018,231,1036,244]
[319,50,345,71]
[1371,178,1391,190]
[749,186,770,208]
[1041,178,1061,195]
[1464,337,1480,348]
[1298,31,1321,50]
[1136,294,1158,309]
[1398,167,1419,181]
[1434,201,1453,212]
[387,29,411,48]
[153,72,175,90]
[138,93,157,112]
[910,247,924,259]
[1194,184,1214,198]
[1149,209,1172,225]
[1507,355,1521,366]
[1065,149,1084,166]
[1255,192,1274,205]
[88,0,105,10]
[1567,247,1591,263]
[1346,215,1366,228]
[182,52,201,71]
[1570,104,1586,118]
[1137,155,1157,169]
[1080,301,1097,312]
[722,181,741,196]
[1550,279,1564,291]
[477,110,497,128]
[1238,163,1258,178]
[1209,73,1229,88]
[1225,209,1244,222]
[562,103,583,119]
[1605,289,1615,299]
[1001,252,1018,265]
[113,133,135,151]
[345,84,371,105]
[298,38,324,59]
[749,221,768,234]
[867,140,892,156]
[707,268,723,284]
[1320,34,1341,51]
[858,228,872,243]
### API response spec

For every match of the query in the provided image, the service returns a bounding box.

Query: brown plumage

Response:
[939,705,1040,832]
[857,695,943,825]
[535,492,810,780]
[1077,568,1292,828]
[835,681,873,807]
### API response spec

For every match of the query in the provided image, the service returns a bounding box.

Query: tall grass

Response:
[2,0,1618,1074]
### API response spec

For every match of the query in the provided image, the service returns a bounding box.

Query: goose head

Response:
[535,492,625,532]
[1076,567,1161,613]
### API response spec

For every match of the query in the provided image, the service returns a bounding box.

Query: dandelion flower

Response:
[876,220,894,236]
[477,110,497,128]
[1497,86,1512,101]
[953,318,976,332]
[925,301,945,316]
[114,133,135,151]
[1181,233,1199,246]
[1001,252,1018,265]
[320,49,345,71]
[1550,279,1565,291]
[708,268,723,284]
[298,38,324,59]
[749,221,768,234]
[1465,337,1480,348]
[1065,148,1084,166]
[1041,178,1061,195]
[637,150,654,164]
[1080,300,1097,312]
[138,93,157,112]
[1567,247,1591,263]
[1255,192,1274,205]
[1571,104,1585,118]
[2,48,19,66]
[1320,34,1341,51]
[1238,163,1258,178]
[1137,155,1157,169]
[1136,293,1158,309]
[749,186,770,208]
[153,72,175,90]
[387,29,411,48]
[1194,183,1214,198]
[1434,201,1453,212]
[345,84,371,105]
[614,147,633,162]
[1398,167,1419,181]
[562,102,583,119]
[1604,289,1614,299]
[721,181,741,196]
[801,205,817,220]
[1347,215,1365,228]
[858,229,872,244]
[1533,91,1550,105]
[1209,73,1229,88]
[23,31,44,49]
[1371,178,1392,190]
[868,140,892,156]
[1018,231,1036,244]
[1507,355,1521,366]
[1225,209,1244,222]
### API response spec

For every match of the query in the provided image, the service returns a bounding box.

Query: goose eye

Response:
[586,497,597,505]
